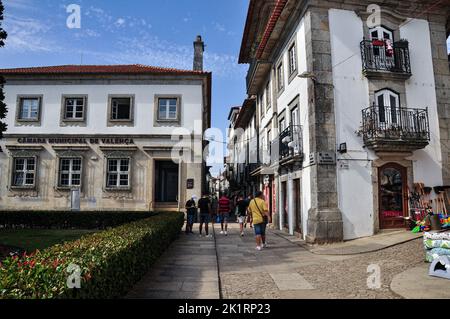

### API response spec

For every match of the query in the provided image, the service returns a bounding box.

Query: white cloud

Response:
[4,0,33,10]
[3,15,59,52]
[115,18,126,27]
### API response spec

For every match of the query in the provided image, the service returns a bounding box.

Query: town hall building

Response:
[0,37,211,212]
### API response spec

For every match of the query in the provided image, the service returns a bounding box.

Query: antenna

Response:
[80,53,84,65]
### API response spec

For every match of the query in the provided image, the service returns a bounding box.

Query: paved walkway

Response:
[274,228,422,255]
[126,222,447,299]
[125,229,220,299]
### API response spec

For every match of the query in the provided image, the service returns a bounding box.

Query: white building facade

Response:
[0,38,211,211]
[230,0,450,242]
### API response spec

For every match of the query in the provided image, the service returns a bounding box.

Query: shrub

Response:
[0,212,184,299]
[0,211,156,230]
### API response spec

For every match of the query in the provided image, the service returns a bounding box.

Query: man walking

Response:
[198,193,212,237]
[211,194,219,226]
[185,195,197,234]
[218,193,231,235]
[248,191,270,251]
[236,194,248,237]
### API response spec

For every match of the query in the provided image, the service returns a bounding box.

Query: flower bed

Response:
[0,211,156,230]
[0,212,184,299]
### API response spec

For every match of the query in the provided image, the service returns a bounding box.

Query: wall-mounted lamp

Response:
[338,143,347,154]
[298,71,317,82]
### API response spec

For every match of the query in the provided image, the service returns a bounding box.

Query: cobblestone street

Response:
[127,222,442,299]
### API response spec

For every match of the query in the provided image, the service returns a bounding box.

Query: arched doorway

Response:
[378,163,407,229]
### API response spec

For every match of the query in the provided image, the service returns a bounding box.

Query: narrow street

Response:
[126,223,446,299]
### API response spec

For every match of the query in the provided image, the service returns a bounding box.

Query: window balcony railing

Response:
[361,105,430,152]
[279,125,303,163]
[360,39,411,77]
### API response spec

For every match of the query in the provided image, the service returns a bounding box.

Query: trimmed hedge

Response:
[0,212,184,299]
[0,211,156,230]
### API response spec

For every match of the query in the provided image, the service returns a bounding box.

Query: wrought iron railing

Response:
[361,106,430,142]
[360,39,411,74]
[279,125,303,161]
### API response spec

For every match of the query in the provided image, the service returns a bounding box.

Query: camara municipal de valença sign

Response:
[17,137,135,145]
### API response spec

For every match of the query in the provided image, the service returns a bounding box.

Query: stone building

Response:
[227,0,450,243]
[0,37,211,212]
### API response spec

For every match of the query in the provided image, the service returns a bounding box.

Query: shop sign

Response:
[309,152,336,165]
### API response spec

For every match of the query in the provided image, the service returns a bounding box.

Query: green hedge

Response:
[0,212,184,299]
[0,211,156,230]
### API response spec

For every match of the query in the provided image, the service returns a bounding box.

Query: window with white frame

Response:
[288,42,297,76]
[63,97,85,121]
[110,97,132,120]
[279,118,286,133]
[259,95,265,119]
[277,62,284,91]
[375,89,400,124]
[59,158,82,188]
[106,158,130,188]
[265,82,271,109]
[18,97,40,121]
[12,157,36,187]
[158,98,178,121]
[291,107,299,126]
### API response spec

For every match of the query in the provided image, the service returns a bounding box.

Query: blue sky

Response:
[1,1,449,176]
[0,0,249,175]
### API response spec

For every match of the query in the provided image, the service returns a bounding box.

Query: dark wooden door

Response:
[294,179,302,233]
[379,163,407,229]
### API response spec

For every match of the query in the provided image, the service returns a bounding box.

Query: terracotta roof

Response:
[0,64,209,75]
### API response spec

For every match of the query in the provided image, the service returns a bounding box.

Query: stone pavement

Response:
[125,228,220,299]
[391,263,450,299]
[126,222,445,299]
[273,228,422,255]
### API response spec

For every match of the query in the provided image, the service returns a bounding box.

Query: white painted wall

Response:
[4,84,204,135]
[329,9,375,239]
[401,19,444,187]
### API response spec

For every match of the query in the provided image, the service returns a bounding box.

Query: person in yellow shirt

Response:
[248,191,271,251]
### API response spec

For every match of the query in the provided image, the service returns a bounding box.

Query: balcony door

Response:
[375,89,400,126]
[369,26,394,69]
[378,163,407,229]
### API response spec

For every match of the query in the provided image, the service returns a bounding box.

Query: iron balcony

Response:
[360,39,411,79]
[361,105,430,152]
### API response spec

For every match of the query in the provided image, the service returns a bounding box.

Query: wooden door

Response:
[379,163,407,229]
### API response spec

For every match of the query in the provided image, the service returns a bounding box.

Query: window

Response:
[265,82,271,110]
[12,157,36,187]
[106,158,130,189]
[277,62,284,92]
[58,158,82,188]
[288,43,297,76]
[111,98,132,120]
[370,26,393,41]
[158,98,178,121]
[279,118,286,133]
[259,95,265,119]
[63,97,85,121]
[18,97,40,121]
[375,89,400,124]
[291,107,299,126]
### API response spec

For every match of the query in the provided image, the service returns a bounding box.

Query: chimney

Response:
[193,35,204,71]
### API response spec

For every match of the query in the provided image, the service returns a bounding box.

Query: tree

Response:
[0,0,7,138]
